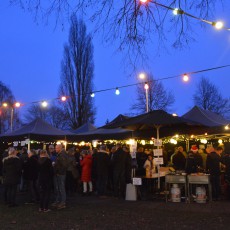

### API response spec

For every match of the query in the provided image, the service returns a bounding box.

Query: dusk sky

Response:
[1,1,230,127]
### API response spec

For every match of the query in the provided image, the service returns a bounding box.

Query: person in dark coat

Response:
[136,147,147,177]
[92,145,109,197]
[206,145,223,200]
[185,145,203,174]
[38,149,53,212]
[23,149,39,204]
[113,144,131,199]
[222,150,230,199]
[172,146,186,171]
[2,147,21,207]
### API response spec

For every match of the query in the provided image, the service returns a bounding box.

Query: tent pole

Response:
[155,125,161,190]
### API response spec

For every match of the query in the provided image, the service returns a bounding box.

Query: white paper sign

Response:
[154,157,164,165]
[21,141,25,146]
[132,177,142,185]
[154,139,162,146]
[13,141,18,147]
[153,149,163,156]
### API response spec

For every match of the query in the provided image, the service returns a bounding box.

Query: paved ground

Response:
[1,188,230,230]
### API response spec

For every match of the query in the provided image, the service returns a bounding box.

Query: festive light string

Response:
[140,0,230,31]
[0,64,230,109]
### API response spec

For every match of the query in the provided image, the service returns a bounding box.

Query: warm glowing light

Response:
[170,139,177,145]
[218,139,223,144]
[225,125,229,130]
[205,133,208,136]
[61,96,67,102]
[175,134,179,138]
[190,135,194,138]
[213,21,224,30]
[90,93,95,98]
[140,0,148,3]
[2,103,8,107]
[173,8,184,15]
[172,113,178,117]
[115,88,120,95]
[200,139,208,144]
[150,140,154,145]
[141,140,146,145]
[41,101,48,107]
[144,83,149,90]
[14,102,21,108]
[139,72,146,79]
[183,74,189,82]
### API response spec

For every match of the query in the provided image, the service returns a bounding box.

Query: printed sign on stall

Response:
[154,139,162,146]
[154,157,164,165]
[153,149,163,156]
[132,177,142,186]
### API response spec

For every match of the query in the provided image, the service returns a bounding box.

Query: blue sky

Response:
[0,1,230,127]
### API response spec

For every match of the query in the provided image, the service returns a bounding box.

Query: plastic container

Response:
[196,186,206,203]
[171,184,181,202]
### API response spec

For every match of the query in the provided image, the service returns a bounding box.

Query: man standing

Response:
[92,145,109,197]
[2,147,21,207]
[53,144,68,209]
[206,145,223,200]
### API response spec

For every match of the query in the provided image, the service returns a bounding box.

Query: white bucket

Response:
[171,184,181,202]
[196,186,206,203]
[125,183,137,201]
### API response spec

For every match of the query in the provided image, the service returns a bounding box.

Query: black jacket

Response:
[23,155,39,180]
[206,151,221,176]
[38,157,53,186]
[3,156,21,185]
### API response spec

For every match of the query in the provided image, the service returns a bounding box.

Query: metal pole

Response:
[10,108,14,132]
[145,87,149,113]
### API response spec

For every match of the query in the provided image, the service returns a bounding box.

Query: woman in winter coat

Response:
[80,150,93,195]
[38,149,53,212]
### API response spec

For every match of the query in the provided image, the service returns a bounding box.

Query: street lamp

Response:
[138,72,149,113]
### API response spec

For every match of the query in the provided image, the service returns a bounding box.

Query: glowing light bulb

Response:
[61,96,67,102]
[213,21,224,30]
[115,88,120,95]
[15,102,21,108]
[172,113,178,117]
[41,101,48,107]
[173,8,184,15]
[2,103,8,107]
[139,72,146,79]
[183,74,189,82]
[144,83,149,90]
[140,0,148,3]
[90,93,95,98]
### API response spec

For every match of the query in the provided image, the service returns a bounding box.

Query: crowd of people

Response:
[0,143,132,212]
[1,142,230,212]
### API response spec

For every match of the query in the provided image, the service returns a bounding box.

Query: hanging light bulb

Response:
[140,0,149,3]
[41,101,48,107]
[14,102,21,108]
[90,92,95,98]
[2,102,8,107]
[182,74,189,82]
[213,21,224,30]
[115,88,120,95]
[173,8,184,15]
[225,125,229,130]
[61,96,67,102]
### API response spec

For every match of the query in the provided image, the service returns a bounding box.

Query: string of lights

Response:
[140,0,230,31]
[0,64,230,109]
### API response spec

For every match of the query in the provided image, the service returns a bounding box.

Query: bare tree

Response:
[0,81,20,133]
[9,0,225,58]
[59,15,96,129]
[24,102,70,129]
[131,74,175,114]
[193,77,230,117]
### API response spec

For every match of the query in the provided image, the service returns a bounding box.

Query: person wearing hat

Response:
[185,145,203,174]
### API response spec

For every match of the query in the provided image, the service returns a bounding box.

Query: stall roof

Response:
[182,106,230,127]
[72,122,97,134]
[0,118,73,141]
